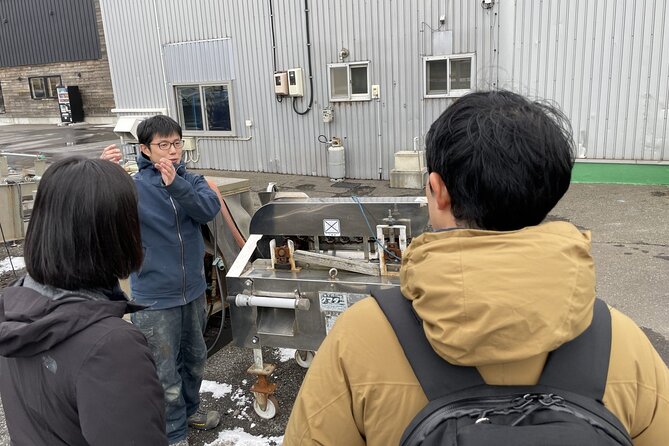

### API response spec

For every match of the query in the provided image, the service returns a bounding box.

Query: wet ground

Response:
[0,123,117,172]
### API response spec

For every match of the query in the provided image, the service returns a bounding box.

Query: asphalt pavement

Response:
[0,124,667,445]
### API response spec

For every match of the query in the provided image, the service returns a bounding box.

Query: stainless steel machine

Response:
[225,195,430,418]
[0,153,44,244]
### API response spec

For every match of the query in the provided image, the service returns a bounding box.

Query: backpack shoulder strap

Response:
[372,287,484,401]
[538,298,612,401]
[373,288,612,403]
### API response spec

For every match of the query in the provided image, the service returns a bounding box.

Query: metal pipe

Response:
[233,293,310,311]
[376,95,382,179]
[251,290,299,298]
[0,153,42,158]
[110,108,167,114]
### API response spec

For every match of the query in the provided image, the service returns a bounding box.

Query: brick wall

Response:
[0,0,115,121]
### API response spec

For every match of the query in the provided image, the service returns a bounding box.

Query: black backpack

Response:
[372,288,633,446]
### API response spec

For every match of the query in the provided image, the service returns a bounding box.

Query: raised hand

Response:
[155,158,176,186]
[100,144,122,163]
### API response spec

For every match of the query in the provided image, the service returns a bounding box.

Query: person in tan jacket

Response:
[284,91,668,446]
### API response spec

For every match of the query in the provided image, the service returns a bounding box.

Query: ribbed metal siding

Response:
[164,39,235,84]
[101,0,490,178]
[99,0,166,110]
[508,0,669,161]
[100,0,668,179]
[0,0,101,67]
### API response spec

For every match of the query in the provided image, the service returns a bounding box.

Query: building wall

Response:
[99,0,669,179]
[0,0,115,123]
[504,0,669,162]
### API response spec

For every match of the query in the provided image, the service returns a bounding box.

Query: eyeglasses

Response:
[149,140,184,151]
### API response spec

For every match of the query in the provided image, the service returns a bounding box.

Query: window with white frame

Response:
[175,83,234,134]
[328,62,370,101]
[424,54,474,98]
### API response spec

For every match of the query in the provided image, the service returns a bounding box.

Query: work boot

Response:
[187,408,221,430]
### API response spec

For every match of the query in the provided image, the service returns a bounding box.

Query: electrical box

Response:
[274,72,288,96]
[371,84,380,99]
[114,116,145,143]
[322,108,333,123]
[287,68,304,97]
[182,137,196,151]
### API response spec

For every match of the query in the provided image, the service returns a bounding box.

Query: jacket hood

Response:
[0,278,144,357]
[400,221,595,367]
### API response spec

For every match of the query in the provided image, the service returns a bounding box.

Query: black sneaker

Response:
[187,409,221,431]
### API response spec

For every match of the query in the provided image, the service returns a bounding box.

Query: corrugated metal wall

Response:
[99,0,668,179]
[507,0,669,161]
[164,39,236,84]
[0,0,101,67]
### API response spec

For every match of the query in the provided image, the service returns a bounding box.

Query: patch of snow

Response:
[276,348,295,363]
[200,380,233,399]
[204,428,283,446]
[231,388,251,406]
[0,257,25,274]
[230,388,254,421]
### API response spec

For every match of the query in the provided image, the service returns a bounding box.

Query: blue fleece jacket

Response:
[129,155,221,310]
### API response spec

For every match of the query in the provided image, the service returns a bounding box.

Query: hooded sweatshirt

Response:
[130,155,220,309]
[0,276,167,446]
[284,221,669,446]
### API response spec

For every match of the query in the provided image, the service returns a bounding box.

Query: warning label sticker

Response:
[323,219,341,237]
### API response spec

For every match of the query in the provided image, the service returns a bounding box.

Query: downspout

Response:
[152,0,171,116]
[376,94,382,179]
[418,4,425,144]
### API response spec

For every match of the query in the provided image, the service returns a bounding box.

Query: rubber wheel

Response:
[294,350,315,368]
[253,395,278,419]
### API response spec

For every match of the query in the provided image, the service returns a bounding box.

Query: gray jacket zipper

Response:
[169,196,187,304]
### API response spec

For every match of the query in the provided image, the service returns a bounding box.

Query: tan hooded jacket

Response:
[284,222,668,445]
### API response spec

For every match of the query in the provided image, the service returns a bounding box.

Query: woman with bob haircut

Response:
[0,156,167,446]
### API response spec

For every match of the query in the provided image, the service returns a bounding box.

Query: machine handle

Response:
[232,293,311,311]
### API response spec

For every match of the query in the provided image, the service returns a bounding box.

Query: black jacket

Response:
[0,277,167,446]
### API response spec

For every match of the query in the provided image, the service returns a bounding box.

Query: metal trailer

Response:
[224,195,430,418]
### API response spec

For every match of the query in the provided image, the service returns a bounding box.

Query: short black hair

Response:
[425,90,575,231]
[24,157,143,290]
[137,114,182,147]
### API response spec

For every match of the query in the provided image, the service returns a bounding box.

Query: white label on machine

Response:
[323,219,341,236]
[319,291,348,312]
[320,292,370,334]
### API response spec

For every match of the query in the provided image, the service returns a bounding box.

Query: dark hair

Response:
[425,90,575,231]
[24,157,143,290]
[137,114,182,147]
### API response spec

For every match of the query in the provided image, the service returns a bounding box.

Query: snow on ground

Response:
[200,380,233,399]
[204,428,283,446]
[276,348,295,363]
[0,257,24,274]
[198,380,284,445]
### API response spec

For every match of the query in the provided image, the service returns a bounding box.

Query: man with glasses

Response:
[101,115,221,446]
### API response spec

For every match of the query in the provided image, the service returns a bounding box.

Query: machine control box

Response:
[274,72,288,95]
[287,68,304,97]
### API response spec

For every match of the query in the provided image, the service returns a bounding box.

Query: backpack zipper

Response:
[405,393,632,445]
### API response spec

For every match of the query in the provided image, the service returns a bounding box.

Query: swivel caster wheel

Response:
[253,395,278,419]
[295,350,315,368]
